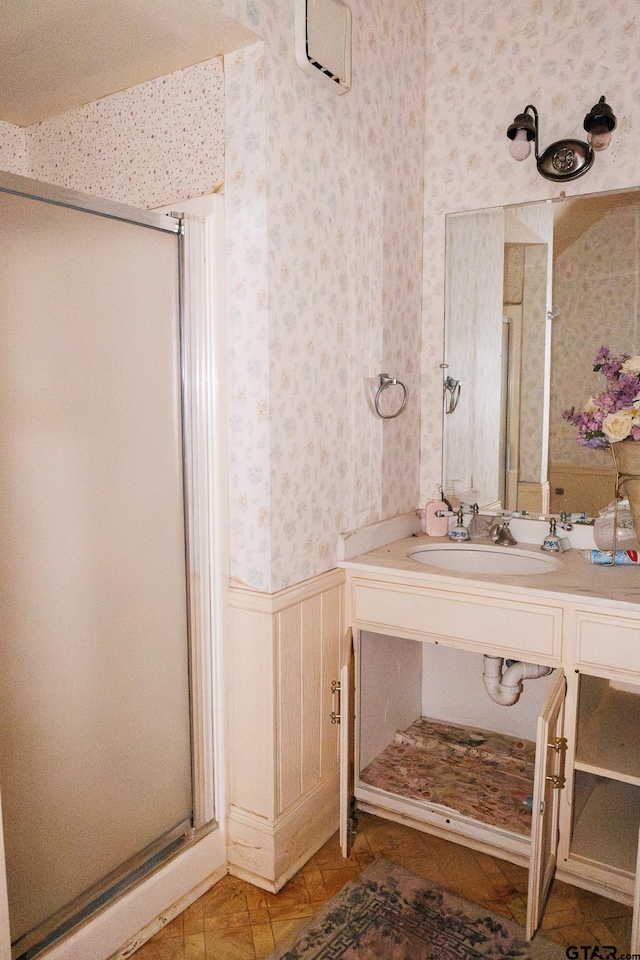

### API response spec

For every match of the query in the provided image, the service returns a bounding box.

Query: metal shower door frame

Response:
[0,171,219,956]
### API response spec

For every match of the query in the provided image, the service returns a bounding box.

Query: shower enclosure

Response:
[0,175,213,959]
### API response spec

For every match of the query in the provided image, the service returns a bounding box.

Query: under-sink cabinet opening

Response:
[349,631,566,939]
[356,635,556,839]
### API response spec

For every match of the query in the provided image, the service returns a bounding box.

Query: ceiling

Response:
[1,0,259,126]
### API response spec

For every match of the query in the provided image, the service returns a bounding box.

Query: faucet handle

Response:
[448,506,471,542]
[541,516,571,552]
[494,521,517,546]
[488,518,517,545]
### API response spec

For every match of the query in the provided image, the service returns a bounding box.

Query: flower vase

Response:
[609,441,640,537]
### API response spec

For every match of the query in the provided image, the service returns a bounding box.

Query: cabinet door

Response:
[0,792,11,960]
[526,668,566,940]
[339,628,356,858]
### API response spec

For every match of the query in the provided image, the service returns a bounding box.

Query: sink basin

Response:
[408,543,560,576]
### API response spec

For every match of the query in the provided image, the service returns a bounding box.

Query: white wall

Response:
[421,645,554,742]
[359,631,422,768]
[358,633,555,757]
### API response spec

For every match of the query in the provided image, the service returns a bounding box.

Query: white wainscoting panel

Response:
[227,569,344,889]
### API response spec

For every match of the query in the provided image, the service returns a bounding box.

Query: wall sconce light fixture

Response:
[506,96,617,182]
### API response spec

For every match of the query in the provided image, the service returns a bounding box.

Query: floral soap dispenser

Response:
[448,506,471,542]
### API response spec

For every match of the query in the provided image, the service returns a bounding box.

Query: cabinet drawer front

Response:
[575,612,640,675]
[352,580,561,659]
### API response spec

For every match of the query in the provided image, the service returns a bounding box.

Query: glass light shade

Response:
[509,128,532,161]
[587,126,613,152]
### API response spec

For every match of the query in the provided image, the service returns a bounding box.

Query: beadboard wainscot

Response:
[226,567,346,891]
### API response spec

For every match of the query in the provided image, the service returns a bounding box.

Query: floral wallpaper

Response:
[421,0,640,503]
[25,58,225,209]
[224,43,272,585]
[0,122,33,177]
[552,202,640,469]
[223,0,427,590]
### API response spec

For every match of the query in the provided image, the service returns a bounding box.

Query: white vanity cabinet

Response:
[339,554,640,946]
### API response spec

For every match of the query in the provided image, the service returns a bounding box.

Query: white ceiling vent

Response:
[295,0,352,95]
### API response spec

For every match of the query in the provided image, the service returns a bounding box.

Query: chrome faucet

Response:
[488,519,517,546]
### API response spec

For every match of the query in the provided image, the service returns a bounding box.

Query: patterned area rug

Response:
[267,860,565,960]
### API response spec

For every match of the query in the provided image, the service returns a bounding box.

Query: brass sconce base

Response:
[537,139,594,181]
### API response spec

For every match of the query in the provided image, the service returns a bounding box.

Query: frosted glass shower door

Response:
[0,190,193,948]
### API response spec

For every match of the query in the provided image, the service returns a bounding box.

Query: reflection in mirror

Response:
[442,188,640,518]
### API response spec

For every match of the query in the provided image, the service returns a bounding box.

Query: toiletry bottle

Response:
[424,487,449,537]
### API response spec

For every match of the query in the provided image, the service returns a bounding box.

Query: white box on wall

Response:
[295,0,352,95]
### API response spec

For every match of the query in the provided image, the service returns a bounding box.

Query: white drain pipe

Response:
[483,655,553,706]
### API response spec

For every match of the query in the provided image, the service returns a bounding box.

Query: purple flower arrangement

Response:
[563,346,640,449]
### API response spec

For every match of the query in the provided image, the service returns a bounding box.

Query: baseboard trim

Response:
[227,772,340,891]
[41,828,226,960]
[110,863,228,959]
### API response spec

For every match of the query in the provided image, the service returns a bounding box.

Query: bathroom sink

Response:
[408,543,560,576]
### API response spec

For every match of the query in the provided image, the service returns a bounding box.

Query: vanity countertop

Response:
[339,533,640,612]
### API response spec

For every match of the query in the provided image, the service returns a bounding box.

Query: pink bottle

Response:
[424,488,449,537]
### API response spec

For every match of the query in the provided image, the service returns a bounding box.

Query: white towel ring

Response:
[374,374,408,419]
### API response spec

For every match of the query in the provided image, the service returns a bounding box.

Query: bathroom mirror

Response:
[442,186,640,518]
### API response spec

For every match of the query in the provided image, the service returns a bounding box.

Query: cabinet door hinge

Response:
[545,774,566,789]
[548,737,568,753]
